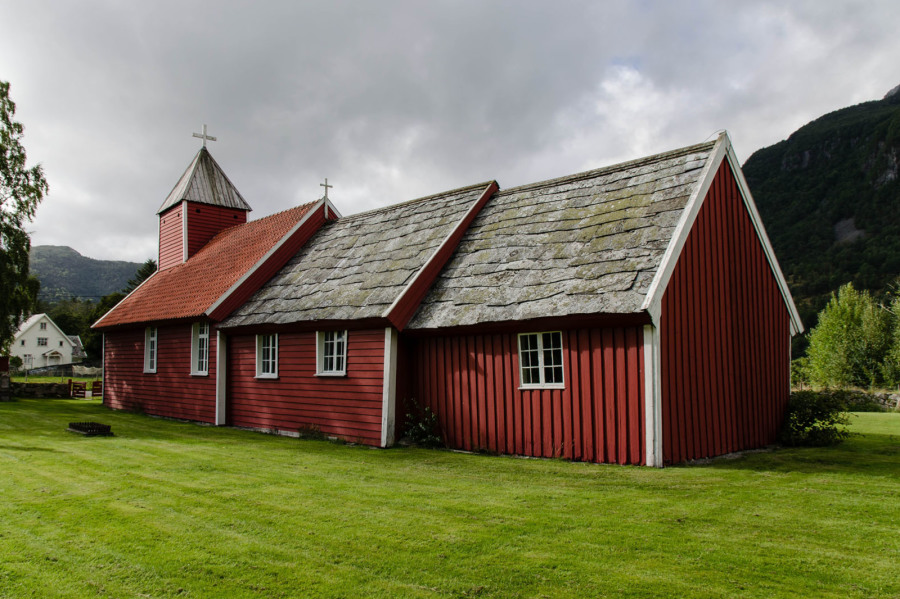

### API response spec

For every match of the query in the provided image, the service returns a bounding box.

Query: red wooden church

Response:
[95,132,802,466]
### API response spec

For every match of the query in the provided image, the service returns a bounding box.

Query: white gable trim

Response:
[206,199,327,318]
[640,132,803,335]
[16,314,74,345]
[324,198,342,220]
[92,269,159,328]
[641,134,727,324]
[723,143,804,335]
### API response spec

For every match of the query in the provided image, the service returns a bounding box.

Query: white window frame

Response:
[191,322,209,376]
[144,327,157,373]
[517,331,565,389]
[37,337,48,346]
[316,330,348,376]
[255,334,279,379]
[39,322,47,330]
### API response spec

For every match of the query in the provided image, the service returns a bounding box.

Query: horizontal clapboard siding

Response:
[158,203,183,271]
[660,161,791,464]
[104,325,216,422]
[185,202,247,260]
[410,327,644,465]
[227,329,385,445]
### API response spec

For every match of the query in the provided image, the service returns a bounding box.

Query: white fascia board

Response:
[206,199,326,318]
[723,143,805,335]
[91,270,160,328]
[45,316,76,347]
[325,198,343,219]
[641,133,728,323]
[640,131,804,336]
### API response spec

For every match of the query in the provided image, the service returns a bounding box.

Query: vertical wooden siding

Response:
[410,328,644,464]
[185,202,247,260]
[104,325,217,422]
[227,329,385,445]
[660,161,790,464]
[158,203,183,270]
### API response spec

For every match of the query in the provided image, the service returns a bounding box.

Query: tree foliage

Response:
[0,80,47,352]
[883,295,900,385]
[806,283,894,387]
[123,258,157,294]
[779,390,851,447]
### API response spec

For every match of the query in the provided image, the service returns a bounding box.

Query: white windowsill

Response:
[191,371,208,377]
[518,384,566,391]
[316,371,347,377]
[255,373,279,380]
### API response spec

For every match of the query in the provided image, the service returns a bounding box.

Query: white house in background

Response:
[12,314,80,368]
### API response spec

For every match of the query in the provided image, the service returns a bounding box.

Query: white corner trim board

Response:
[381,327,398,448]
[643,324,663,467]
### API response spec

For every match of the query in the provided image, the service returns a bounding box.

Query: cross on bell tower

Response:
[192,124,217,148]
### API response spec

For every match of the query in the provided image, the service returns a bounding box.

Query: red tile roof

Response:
[95,202,315,328]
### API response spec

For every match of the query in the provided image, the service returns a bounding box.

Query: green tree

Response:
[0,80,47,353]
[123,258,157,294]
[82,292,125,360]
[882,295,900,386]
[806,283,893,387]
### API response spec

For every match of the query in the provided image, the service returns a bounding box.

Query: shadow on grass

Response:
[701,432,900,477]
[0,445,59,452]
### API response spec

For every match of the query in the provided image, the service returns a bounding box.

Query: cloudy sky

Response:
[2,0,898,264]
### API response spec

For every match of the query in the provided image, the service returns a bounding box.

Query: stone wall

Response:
[10,382,73,399]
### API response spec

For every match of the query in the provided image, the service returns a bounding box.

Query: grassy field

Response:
[0,399,897,598]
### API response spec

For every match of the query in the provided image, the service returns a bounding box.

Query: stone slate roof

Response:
[94,203,315,328]
[220,183,492,328]
[407,140,717,330]
[157,147,252,214]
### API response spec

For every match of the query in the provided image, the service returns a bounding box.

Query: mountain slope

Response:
[30,246,143,302]
[743,87,900,330]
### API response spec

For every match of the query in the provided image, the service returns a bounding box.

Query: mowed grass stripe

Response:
[0,399,897,598]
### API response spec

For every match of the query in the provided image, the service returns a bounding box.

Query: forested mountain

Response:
[30,245,143,302]
[744,84,900,337]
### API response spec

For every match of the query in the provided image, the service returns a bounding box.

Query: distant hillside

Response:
[30,246,143,302]
[743,86,900,334]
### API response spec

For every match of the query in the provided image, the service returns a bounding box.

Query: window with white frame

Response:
[191,322,209,375]
[316,330,347,375]
[37,337,48,346]
[517,331,564,388]
[39,322,47,330]
[256,334,278,378]
[144,327,157,373]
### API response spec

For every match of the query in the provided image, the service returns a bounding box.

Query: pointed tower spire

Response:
[157,135,253,270]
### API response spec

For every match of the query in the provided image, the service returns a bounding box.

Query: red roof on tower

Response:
[94,202,320,328]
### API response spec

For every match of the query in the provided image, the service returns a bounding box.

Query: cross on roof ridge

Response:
[320,178,333,199]
[192,124,217,148]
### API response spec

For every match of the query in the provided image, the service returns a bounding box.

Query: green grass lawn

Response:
[1,400,897,598]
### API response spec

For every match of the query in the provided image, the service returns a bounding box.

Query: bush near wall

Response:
[780,390,852,447]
